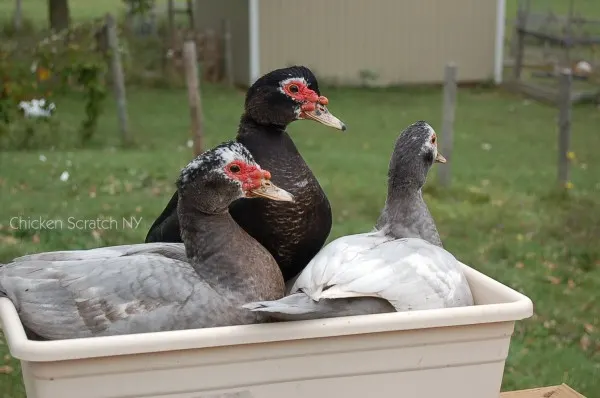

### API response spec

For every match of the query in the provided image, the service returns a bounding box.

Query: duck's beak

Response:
[300,103,347,131]
[248,179,295,202]
[435,152,447,163]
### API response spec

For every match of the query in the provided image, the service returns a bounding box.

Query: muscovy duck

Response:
[243,121,474,321]
[0,141,294,340]
[145,66,346,283]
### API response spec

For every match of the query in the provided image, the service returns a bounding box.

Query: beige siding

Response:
[194,0,250,85]
[258,0,497,85]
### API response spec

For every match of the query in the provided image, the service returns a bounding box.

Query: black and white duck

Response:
[145,66,346,283]
[0,141,294,340]
[243,121,474,321]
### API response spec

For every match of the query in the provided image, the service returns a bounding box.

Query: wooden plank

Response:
[437,63,457,188]
[500,383,585,397]
[504,80,559,105]
[183,40,204,156]
[557,68,572,188]
[105,13,132,146]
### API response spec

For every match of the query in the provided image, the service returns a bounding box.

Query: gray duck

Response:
[243,121,474,321]
[145,66,346,283]
[0,141,294,340]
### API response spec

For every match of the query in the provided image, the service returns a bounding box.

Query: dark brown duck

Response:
[145,66,346,282]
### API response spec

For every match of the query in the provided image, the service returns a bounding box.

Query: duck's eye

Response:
[431,135,436,144]
[289,84,299,94]
[229,164,241,173]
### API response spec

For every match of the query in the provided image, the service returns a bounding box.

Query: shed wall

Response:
[258,0,497,86]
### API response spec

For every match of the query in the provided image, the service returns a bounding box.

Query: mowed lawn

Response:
[0,84,599,397]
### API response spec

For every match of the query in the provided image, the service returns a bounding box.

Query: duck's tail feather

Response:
[242,293,325,321]
[242,293,395,322]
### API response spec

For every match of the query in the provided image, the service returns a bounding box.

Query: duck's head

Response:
[244,65,346,131]
[177,141,294,214]
[388,121,446,190]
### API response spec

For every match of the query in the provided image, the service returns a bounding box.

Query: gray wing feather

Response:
[10,242,188,263]
[0,249,200,339]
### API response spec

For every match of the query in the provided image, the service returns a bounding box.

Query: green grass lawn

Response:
[0,84,599,397]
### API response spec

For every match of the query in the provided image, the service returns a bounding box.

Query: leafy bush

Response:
[1,20,110,149]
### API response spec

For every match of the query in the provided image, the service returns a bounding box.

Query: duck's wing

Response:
[145,190,182,243]
[290,232,393,297]
[292,236,473,311]
[11,242,188,263]
[0,250,199,340]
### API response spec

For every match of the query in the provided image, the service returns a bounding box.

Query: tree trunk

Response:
[48,0,70,32]
[14,0,23,31]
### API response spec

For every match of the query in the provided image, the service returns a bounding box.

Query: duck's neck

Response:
[178,204,254,283]
[375,188,442,247]
[238,113,285,135]
[235,114,304,184]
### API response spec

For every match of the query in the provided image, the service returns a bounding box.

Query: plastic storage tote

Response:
[0,263,533,398]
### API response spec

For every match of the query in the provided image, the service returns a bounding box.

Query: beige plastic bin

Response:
[0,263,533,398]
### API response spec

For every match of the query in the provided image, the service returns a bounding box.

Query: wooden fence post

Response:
[438,63,457,188]
[183,40,204,156]
[223,19,234,86]
[512,0,530,81]
[557,68,572,188]
[105,13,132,146]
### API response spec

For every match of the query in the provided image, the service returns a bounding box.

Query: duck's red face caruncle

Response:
[279,78,346,131]
[224,161,294,202]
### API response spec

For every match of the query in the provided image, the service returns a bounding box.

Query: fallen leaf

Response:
[32,234,40,244]
[544,261,557,270]
[91,230,101,240]
[152,187,161,196]
[567,279,576,289]
[0,365,13,374]
[0,235,18,245]
[515,262,525,269]
[584,324,595,333]
[516,234,524,241]
[3,354,9,360]
[543,319,556,329]
[580,334,591,351]
[546,275,561,285]
[135,206,142,213]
